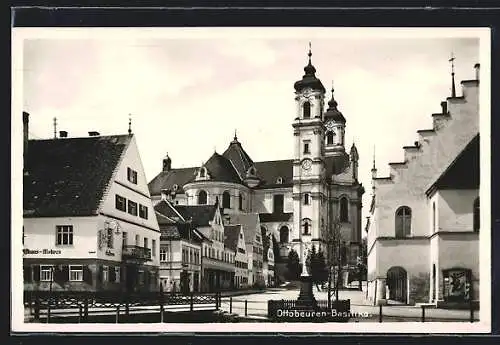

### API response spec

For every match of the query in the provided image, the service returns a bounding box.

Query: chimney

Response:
[474,63,480,81]
[440,101,448,115]
[23,112,29,174]
[59,131,68,138]
[88,131,100,137]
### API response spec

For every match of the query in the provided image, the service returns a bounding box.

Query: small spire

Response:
[53,117,57,139]
[128,114,132,135]
[327,80,338,109]
[372,145,376,171]
[449,52,456,98]
[308,41,312,64]
[233,129,238,142]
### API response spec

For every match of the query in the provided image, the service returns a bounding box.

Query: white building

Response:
[366,64,480,307]
[224,224,249,289]
[148,48,364,283]
[23,113,160,292]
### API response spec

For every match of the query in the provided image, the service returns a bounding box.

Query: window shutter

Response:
[24,266,32,283]
[33,265,40,282]
[83,265,93,285]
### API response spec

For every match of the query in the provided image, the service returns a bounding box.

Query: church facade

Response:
[148,49,365,283]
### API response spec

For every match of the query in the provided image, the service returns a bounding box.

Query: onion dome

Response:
[324,84,346,123]
[293,43,326,93]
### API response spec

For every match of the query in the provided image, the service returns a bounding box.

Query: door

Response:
[387,266,408,303]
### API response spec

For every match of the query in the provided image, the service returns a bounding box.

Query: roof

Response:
[259,212,293,223]
[148,167,197,196]
[323,93,346,123]
[222,137,255,180]
[159,222,205,243]
[227,213,260,244]
[189,152,242,185]
[293,55,326,93]
[154,199,185,223]
[174,204,218,227]
[24,135,132,217]
[253,159,294,188]
[426,134,479,196]
[224,224,241,251]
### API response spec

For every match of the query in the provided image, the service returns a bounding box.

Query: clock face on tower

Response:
[301,159,312,171]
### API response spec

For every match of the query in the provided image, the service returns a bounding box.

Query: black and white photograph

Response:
[11,27,491,333]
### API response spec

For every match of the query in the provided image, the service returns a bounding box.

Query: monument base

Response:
[297,274,316,308]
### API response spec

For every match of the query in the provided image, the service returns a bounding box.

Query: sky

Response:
[19,28,481,224]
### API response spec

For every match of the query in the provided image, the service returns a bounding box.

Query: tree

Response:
[272,234,281,263]
[306,245,328,291]
[286,249,301,281]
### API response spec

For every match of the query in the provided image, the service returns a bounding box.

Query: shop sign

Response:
[23,248,62,255]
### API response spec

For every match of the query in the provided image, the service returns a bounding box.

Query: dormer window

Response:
[172,184,178,191]
[248,166,256,176]
[199,167,206,178]
[276,177,283,184]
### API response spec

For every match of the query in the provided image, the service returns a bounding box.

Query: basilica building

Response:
[148,49,365,283]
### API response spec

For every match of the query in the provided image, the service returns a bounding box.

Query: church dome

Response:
[293,45,326,93]
[324,85,346,123]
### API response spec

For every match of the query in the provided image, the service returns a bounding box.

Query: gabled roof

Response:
[426,134,479,196]
[222,137,255,180]
[154,199,186,223]
[259,212,293,223]
[227,213,260,244]
[148,167,197,196]
[174,204,219,227]
[224,224,241,251]
[24,135,132,217]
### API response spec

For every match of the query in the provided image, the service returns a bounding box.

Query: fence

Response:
[24,290,221,323]
[368,304,478,323]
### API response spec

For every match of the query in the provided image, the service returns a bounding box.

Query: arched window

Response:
[239,194,243,210]
[473,197,480,232]
[304,193,310,205]
[395,206,412,238]
[302,218,311,235]
[222,191,231,209]
[199,167,206,178]
[279,226,289,243]
[326,131,334,145]
[303,101,311,118]
[198,190,207,205]
[339,197,349,222]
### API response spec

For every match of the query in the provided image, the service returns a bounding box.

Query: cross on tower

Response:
[449,52,456,98]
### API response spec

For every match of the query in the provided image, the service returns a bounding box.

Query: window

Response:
[204,246,207,257]
[135,234,140,246]
[115,195,127,211]
[107,227,114,248]
[127,200,138,216]
[304,193,310,205]
[144,237,148,249]
[473,197,480,232]
[273,194,284,213]
[432,202,436,233]
[122,231,127,247]
[114,267,120,283]
[302,219,311,235]
[279,226,289,243]
[276,177,283,184]
[152,239,156,257]
[239,194,243,210]
[339,197,349,222]
[395,206,412,238]
[303,141,310,154]
[160,248,167,262]
[102,265,109,282]
[139,204,148,219]
[40,265,53,282]
[198,190,207,205]
[56,225,73,246]
[199,167,206,178]
[303,101,311,118]
[138,270,144,285]
[127,167,138,184]
[223,191,231,208]
[326,131,334,145]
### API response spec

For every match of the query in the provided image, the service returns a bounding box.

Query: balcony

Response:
[122,245,152,262]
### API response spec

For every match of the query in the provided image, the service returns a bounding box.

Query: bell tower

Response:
[291,43,327,258]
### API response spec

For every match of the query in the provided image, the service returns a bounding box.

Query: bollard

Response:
[421,305,426,322]
[245,300,248,317]
[378,304,382,323]
[160,304,164,323]
[230,297,232,314]
[125,300,130,322]
[190,293,194,312]
[46,305,51,323]
[470,303,474,323]
[78,305,82,323]
[115,305,120,323]
[34,296,40,321]
[84,298,89,322]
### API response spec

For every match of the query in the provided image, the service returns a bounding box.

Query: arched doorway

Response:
[386,266,408,303]
[279,226,289,243]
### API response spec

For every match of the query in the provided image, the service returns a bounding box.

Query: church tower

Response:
[291,44,327,258]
